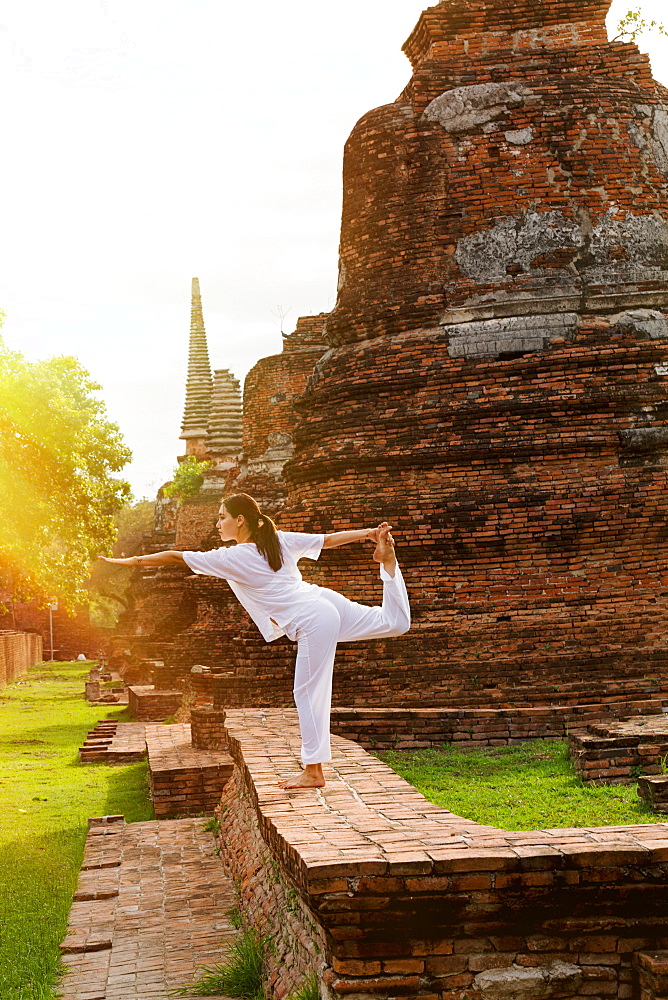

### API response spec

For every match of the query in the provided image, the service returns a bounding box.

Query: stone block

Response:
[474,961,582,1000]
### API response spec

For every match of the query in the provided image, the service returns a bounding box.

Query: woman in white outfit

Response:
[101,493,410,788]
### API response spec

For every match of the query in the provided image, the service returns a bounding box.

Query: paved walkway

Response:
[60,815,237,1000]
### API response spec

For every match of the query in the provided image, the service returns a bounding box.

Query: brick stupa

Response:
[269,0,668,712]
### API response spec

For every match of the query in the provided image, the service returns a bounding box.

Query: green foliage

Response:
[228,904,243,930]
[0,333,132,610]
[287,973,319,1000]
[378,740,664,831]
[202,817,221,836]
[87,499,155,627]
[613,7,668,42]
[163,455,211,502]
[0,660,152,999]
[171,928,266,998]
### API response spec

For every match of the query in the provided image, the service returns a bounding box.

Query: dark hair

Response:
[222,493,283,571]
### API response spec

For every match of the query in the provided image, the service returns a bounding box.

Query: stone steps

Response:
[59,815,238,1000]
[79,721,233,818]
[79,722,148,764]
[570,716,668,785]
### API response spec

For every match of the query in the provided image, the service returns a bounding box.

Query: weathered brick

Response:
[425,955,469,975]
[382,959,425,974]
[331,958,382,975]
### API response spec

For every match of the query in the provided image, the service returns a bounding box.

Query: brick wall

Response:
[0,630,42,689]
[218,767,328,999]
[279,328,668,705]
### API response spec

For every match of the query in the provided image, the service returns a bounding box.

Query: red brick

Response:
[382,959,425,974]
[331,959,382,976]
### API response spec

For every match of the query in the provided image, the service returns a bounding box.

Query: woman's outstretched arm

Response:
[99,551,186,567]
[323,523,391,549]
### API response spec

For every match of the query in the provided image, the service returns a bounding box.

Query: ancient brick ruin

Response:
[119,0,668,731]
[274,0,668,719]
[112,286,327,686]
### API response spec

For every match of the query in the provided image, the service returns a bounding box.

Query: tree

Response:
[162,455,211,501]
[613,7,668,42]
[0,333,132,610]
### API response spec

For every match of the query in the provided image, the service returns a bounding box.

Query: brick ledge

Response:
[222,708,668,892]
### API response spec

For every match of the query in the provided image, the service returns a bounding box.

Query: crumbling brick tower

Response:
[277,0,668,712]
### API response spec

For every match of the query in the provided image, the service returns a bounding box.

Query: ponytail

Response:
[222,493,283,571]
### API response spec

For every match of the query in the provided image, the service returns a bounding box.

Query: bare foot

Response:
[278,764,325,789]
[373,523,397,577]
[371,522,391,561]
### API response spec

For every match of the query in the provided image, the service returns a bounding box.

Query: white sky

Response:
[1,1,667,499]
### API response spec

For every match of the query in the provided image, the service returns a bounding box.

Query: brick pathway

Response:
[60,815,237,1000]
[146,724,233,818]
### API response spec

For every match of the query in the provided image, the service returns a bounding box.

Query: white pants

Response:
[284,565,411,766]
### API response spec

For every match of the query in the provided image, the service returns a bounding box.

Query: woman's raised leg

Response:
[321,526,411,643]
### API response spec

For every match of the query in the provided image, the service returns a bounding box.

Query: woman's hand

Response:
[99,556,137,565]
[367,522,392,544]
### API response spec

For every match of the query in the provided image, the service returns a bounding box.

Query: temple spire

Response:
[179,277,213,456]
[205,369,243,458]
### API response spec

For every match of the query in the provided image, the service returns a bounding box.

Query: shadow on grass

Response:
[0,662,151,999]
[103,761,153,823]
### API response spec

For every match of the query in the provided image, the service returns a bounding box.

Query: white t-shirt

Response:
[182,530,325,642]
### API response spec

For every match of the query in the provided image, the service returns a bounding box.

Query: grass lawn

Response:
[0,660,153,1000]
[378,740,666,831]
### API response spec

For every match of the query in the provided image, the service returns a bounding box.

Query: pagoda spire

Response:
[206,369,243,458]
[179,277,213,456]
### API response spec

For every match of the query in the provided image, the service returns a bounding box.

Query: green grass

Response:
[0,660,153,1000]
[170,928,265,998]
[378,740,665,831]
[287,972,319,1000]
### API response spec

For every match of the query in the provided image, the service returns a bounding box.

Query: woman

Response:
[101,493,410,789]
